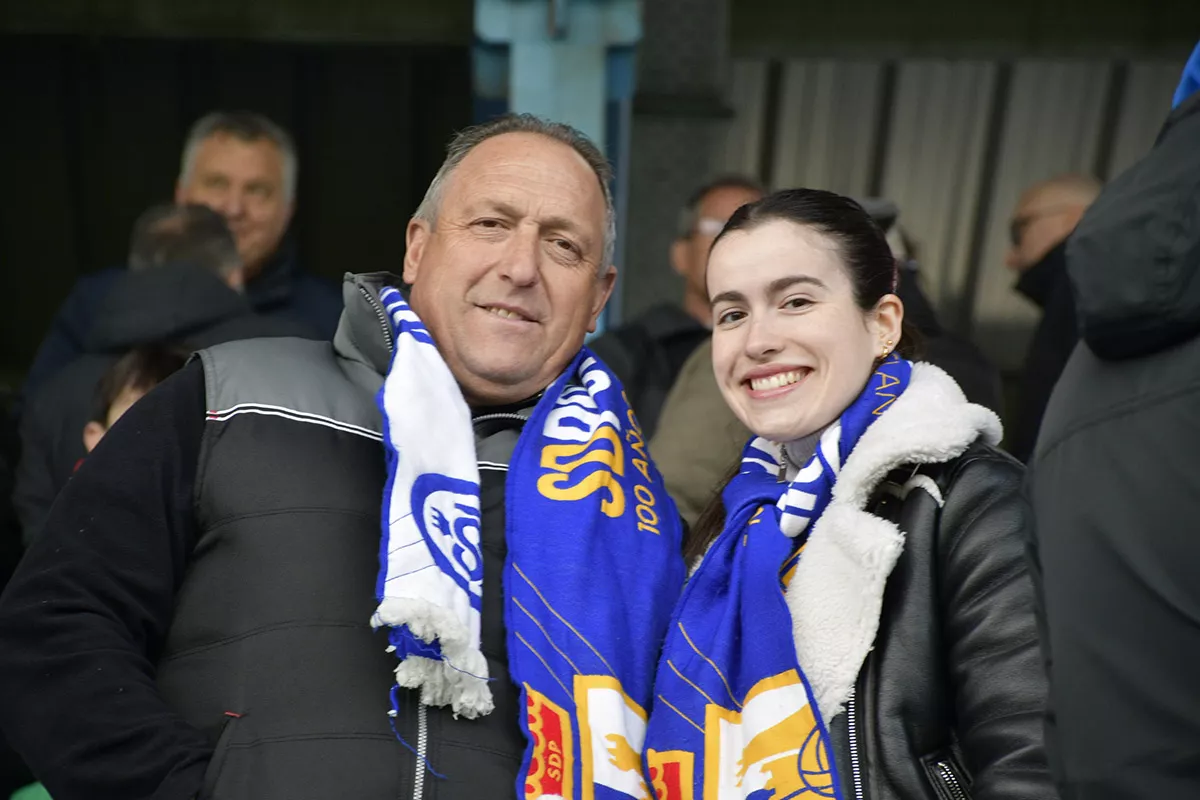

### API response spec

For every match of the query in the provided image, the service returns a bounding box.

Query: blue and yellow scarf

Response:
[373,286,686,798]
[643,355,911,800]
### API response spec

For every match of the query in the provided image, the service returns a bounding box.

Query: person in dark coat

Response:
[659,188,1052,799]
[13,203,307,545]
[1027,65,1200,800]
[1004,173,1101,462]
[590,176,764,437]
[21,111,340,401]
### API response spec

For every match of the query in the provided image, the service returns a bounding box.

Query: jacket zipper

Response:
[413,703,429,800]
[932,758,970,800]
[357,284,396,355]
[471,412,529,425]
[847,690,865,800]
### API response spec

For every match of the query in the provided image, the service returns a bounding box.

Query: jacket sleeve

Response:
[937,448,1055,799]
[11,385,60,546]
[0,361,211,800]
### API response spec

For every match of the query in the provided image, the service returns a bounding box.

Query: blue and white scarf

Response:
[642,355,912,800]
[372,286,686,798]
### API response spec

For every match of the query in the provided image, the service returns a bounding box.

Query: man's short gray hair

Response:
[414,113,616,271]
[179,111,298,203]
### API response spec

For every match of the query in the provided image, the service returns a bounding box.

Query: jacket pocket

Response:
[921,748,972,800]
[199,712,242,800]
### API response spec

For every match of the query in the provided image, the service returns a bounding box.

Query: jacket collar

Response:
[1014,240,1068,309]
[244,240,299,311]
[333,272,402,377]
[784,363,1001,724]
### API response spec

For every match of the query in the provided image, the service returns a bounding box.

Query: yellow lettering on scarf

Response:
[537,426,626,517]
[625,414,660,534]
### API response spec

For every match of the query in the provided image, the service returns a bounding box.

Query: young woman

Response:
[642,189,1053,800]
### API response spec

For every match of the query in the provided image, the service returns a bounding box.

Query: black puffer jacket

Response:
[804,364,1053,800]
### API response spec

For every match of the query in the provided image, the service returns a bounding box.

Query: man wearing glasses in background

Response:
[590,175,763,439]
[1004,173,1101,462]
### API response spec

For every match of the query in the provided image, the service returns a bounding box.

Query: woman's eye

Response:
[717,309,746,325]
[784,297,812,310]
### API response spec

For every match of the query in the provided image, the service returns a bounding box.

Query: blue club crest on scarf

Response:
[372,286,686,798]
[643,355,911,800]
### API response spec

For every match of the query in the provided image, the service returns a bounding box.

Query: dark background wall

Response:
[0,34,471,381]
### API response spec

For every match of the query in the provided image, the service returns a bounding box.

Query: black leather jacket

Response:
[828,442,1055,800]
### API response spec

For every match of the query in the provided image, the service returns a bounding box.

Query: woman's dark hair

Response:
[684,188,919,564]
[710,187,917,358]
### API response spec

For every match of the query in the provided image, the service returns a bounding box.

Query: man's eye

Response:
[554,239,579,254]
[473,219,504,229]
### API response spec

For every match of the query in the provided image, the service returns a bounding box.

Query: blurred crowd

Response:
[0,41,1197,800]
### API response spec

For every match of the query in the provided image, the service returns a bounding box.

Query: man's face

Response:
[1005,188,1084,273]
[176,133,293,277]
[672,184,764,298]
[403,132,616,406]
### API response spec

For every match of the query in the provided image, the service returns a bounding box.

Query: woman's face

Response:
[708,219,902,443]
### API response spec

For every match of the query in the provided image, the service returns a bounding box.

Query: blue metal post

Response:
[473,0,642,335]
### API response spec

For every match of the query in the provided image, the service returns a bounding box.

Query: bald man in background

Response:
[1006,174,1101,462]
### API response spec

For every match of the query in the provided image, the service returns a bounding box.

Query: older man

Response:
[22,111,341,399]
[1004,173,1101,461]
[0,115,684,800]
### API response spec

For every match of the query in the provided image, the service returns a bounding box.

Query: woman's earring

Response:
[881,338,894,357]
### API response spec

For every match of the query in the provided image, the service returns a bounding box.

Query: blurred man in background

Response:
[590,175,763,437]
[14,204,306,545]
[21,111,341,399]
[1005,173,1101,461]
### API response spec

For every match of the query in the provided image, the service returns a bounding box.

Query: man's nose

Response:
[1005,246,1022,271]
[212,190,245,220]
[498,225,541,286]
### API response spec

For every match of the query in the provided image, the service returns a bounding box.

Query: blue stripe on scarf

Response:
[644,355,912,800]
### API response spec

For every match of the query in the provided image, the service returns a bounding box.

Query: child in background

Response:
[81,344,190,455]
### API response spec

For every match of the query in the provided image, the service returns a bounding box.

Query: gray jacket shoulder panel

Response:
[198,337,383,437]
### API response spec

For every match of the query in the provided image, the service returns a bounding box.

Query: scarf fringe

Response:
[374,597,494,718]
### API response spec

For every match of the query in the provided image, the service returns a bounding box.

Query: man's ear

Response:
[588,266,619,333]
[403,218,431,285]
[669,239,689,278]
[82,422,106,454]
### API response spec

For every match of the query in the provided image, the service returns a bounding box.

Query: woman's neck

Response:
[781,427,827,482]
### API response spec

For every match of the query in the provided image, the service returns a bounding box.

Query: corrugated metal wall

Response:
[712,57,1181,369]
